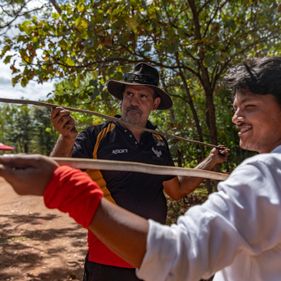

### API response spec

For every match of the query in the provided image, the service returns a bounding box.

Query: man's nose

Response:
[130,95,140,105]
[232,111,238,124]
[232,109,244,124]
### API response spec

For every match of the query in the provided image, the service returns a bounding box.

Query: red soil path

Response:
[0,178,87,281]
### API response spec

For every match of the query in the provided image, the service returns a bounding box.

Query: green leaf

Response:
[3,55,13,64]
[11,74,22,86]
[65,57,76,66]
[74,17,88,31]
[0,44,11,58]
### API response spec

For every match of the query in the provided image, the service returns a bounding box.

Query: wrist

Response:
[60,133,77,144]
[197,156,216,171]
[43,166,103,228]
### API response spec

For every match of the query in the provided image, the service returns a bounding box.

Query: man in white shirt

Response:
[1,56,281,281]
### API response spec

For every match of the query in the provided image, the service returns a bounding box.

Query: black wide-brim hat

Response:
[106,62,173,110]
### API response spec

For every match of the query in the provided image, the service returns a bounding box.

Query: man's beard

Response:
[123,106,143,125]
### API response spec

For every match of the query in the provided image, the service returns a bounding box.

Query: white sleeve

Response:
[137,154,281,281]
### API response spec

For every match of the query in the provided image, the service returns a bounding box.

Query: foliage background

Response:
[0,0,280,225]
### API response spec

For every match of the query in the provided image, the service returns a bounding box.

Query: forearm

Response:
[179,155,218,194]
[195,154,217,171]
[177,176,205,197]
[50,135,76,157]
[89,199,148,268]
[165,155,219,200]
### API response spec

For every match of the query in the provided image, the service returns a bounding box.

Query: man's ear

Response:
[153,97,161,110]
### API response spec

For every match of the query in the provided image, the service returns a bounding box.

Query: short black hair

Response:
[225,57,281,104]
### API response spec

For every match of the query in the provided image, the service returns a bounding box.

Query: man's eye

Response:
[245,104,255,109]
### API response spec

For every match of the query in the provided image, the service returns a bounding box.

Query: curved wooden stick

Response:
[52,157,229,181]
[0,97,220,148]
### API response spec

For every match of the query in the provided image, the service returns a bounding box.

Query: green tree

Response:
[0,0,280,164]
[0,105,33,153]
[0,104,57,154]
[31,106,58,154]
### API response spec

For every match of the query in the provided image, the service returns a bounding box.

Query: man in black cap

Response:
[50,62,228,281]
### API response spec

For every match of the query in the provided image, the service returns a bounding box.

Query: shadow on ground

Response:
[0,212,87,281]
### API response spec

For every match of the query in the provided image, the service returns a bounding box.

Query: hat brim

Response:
[106,80,172,110]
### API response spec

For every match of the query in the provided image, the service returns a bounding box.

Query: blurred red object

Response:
[0,143,15,151]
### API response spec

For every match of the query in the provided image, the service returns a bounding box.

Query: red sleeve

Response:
[43,166,103,228]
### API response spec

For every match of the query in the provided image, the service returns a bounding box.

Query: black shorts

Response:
[83,259,143,281]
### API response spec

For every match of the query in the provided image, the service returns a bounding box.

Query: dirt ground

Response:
[0,177,88,281]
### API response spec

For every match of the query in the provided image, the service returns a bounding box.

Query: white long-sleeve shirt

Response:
[138,146,281,281]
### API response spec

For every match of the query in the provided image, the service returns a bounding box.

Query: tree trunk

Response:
[178,70,204,143]
[200,66,218,145]
[205,89,218,145]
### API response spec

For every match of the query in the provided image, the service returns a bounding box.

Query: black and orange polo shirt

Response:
[72,119,175,267]
[72,119,174,223]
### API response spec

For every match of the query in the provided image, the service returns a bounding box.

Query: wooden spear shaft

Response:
[0,97,219,148]
[52,157,229,181]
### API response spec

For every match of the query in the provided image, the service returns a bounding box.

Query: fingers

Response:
[0,154,59,170]
[0,154,44,167]
[216,145,230,157]
[51,107,77,137]
[51,107,71,122]
[0,163,15,182]
[0,155,59,196]
[209,145,230,165]
[51,107,72,127]
[0,162,27,189]
[0,154,35,168]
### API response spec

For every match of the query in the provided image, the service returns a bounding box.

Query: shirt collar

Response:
[271,145,281,153]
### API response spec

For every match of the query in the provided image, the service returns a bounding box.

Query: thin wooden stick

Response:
[53,157,229,181]
[0,97,219,148]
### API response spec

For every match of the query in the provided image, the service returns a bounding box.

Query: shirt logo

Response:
[152,147,162,158]
[112,148,129,155]
[156,140,165,147]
